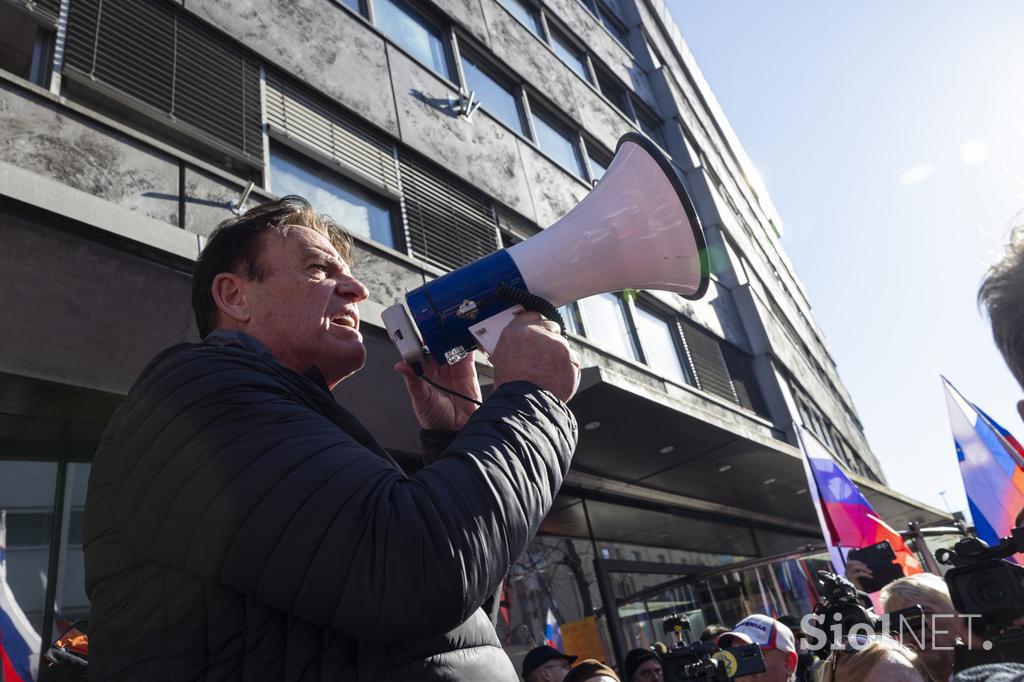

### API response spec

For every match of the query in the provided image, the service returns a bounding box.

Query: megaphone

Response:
[382,131,710,365]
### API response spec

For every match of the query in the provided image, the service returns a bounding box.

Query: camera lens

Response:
[966,574,1009,612]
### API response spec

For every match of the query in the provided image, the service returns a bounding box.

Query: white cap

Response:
[717,614,797,656]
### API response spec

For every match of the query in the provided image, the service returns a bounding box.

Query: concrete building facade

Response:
[0,0,949,670]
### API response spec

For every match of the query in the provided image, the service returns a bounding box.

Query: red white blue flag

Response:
[797,425,923,581]
[1,510,41,682]
[943,378,1024,560]
[544,609,564,652]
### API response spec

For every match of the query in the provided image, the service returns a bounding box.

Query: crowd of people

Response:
[517,571,1023,682]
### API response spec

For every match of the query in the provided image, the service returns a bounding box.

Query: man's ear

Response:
[211,272,251,325]
[786,651,798,674]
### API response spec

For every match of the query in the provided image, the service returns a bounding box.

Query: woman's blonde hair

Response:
[814,636,930,682]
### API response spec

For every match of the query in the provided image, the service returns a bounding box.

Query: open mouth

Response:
[330,313,358,330]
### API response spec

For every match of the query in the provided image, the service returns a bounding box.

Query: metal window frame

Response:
[457,42,529,136]
[527,97,587,179]
[633,297,694,387]
[267,138,406,252]
[367,0,457,84]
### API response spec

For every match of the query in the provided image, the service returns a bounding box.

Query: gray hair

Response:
[880,572,953,615]
[979,224,1024,389]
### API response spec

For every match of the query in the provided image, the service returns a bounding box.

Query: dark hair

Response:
[623,648,658,682]
[700,623,729,643]
[979,223,1024,388]
[191,195,353,337]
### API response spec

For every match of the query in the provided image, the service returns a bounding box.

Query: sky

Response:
[666,1,1024,518]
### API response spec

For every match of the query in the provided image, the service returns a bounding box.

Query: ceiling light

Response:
[659,446,674,454]
[763,478,776,485]
[584,421,601,431]
[718,464,732,473]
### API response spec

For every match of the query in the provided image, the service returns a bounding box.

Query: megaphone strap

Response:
[495,282,567,338]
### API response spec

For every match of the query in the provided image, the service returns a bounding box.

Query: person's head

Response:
[881,572,957,682]
[776,615,807,652]
[192,196,368,387]
[623,648,662,682]
[717,615,798,682]
[979,228,1024,412]
[814,635,927,682]
[523,645,577,682]
[700,623,729,644]
[563,659,619,682]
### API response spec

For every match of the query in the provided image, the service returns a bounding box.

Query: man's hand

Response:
[845,559,873,591]
[491,311,580,403]
[395,355,481,431]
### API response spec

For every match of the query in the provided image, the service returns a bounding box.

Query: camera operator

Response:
[717,615,799,682]
[880,573,961,682]
[624,648,664,682]
[814,634,928,682]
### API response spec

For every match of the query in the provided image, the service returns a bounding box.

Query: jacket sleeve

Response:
[106,349,577,642]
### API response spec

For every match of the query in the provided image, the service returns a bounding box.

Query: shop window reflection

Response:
[53,463,90,637]
[0,460,58,678]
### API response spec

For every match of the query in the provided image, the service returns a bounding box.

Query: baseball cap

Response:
[564,659,619,682]
[522,645,577,679]
[717,614,797,656]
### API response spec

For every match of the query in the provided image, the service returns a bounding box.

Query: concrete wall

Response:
[185,0,399,136]
[0,81,179,226]
[0,208,197,395]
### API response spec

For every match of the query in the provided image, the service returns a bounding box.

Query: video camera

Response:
[659,615,766,682]
[809,571,924,659]
[936,526,1024,669]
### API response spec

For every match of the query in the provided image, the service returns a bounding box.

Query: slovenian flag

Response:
[544,609,564,652]
[797,425,923,581]
[1,510,41,682]
[943,378,1024,560]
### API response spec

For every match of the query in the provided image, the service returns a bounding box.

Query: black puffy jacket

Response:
[83,332,577,681]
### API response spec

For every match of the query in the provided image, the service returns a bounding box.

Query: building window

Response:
[63,0,263,170]
[496,0,543,36]
[373,0,452,81]
[460,51,525,135]
[0,3,54,87]
[559,302,585,336]
[587,145,611,184]
[337,0,365,14]
[595,2,630,48]
[531,107,586,177]
[634,305,690,386]
[595,66,631,116]
[578,293,639,361]
[550,27,590,82]
[270,145,399,249]
[633,100,666,148]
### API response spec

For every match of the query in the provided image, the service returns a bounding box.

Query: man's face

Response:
[631,658,663,682]
[240,225,368,386]
[886,597,956,682]
[533,659,571,682]
[748,648,794,682]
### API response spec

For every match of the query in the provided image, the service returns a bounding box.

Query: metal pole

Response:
[907,521,943,575]
[40,460,68,668]
[594,556,627,667]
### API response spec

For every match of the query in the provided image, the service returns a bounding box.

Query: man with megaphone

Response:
[83,194,581,682]
[83,131,707,682]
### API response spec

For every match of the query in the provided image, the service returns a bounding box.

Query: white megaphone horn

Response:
[382,131,710,365]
